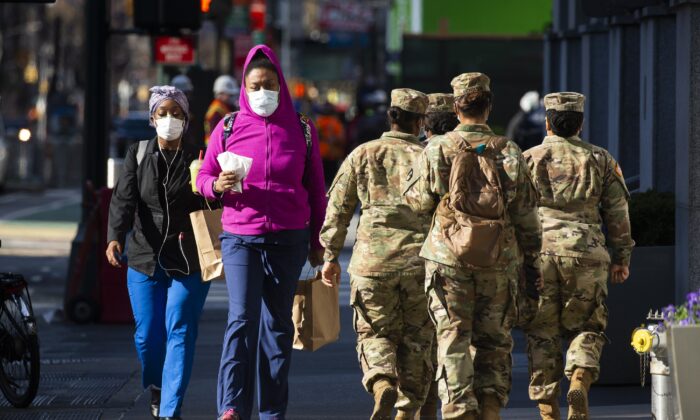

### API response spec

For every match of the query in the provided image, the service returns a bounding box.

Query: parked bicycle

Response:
[0,240,40,408]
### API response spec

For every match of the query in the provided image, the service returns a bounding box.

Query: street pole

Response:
[64,0,111,324]
[81,0,109,213]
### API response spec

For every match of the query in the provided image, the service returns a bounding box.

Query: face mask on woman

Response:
[155,116,184,141]
[248,89,279,117]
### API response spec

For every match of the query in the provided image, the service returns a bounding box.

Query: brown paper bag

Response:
[189,208,224,282]
[292,271,340,351]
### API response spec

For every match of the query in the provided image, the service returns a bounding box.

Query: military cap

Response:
[450,72,490,96]
[427,93,454,113]
[544,92,585,112]
[391,88,429,114]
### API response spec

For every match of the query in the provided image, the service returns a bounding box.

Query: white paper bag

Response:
[217,152,253,193]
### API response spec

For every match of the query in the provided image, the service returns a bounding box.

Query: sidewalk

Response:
[0,191,651,419]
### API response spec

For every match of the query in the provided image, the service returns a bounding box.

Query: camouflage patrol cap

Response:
[391,88,429,114]
[427,93,454,113]
[544,92,585,112]
[451,72,491,96]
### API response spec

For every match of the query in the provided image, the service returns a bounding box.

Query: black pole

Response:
[81,0,109,217]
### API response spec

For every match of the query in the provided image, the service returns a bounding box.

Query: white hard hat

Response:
[520,91,540,113]
[171,74,193,93]
[213,75,240,96]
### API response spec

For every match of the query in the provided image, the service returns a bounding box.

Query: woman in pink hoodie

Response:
[196,46,326,420]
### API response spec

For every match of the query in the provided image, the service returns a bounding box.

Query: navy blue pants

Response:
[127,266,210,417]
[217,229,309,420]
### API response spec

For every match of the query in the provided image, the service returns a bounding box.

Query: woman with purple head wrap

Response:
[106,85,210,420]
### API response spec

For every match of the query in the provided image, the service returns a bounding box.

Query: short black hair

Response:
[244,52,278,79]
[455,91,493,118]
[546,109,584,137]
[387,106,422,133]
[424,112,459,136]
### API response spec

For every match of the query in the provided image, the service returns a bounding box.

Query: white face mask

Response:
[248,89,279,117]
[155,116,184,141]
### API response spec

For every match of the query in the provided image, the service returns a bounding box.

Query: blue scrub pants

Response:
[127,266,211,418]
[217,229,309,420]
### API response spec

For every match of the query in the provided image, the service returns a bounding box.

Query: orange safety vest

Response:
[316,114,346,160]
[204,99,233,145]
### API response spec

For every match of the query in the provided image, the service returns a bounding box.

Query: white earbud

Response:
[156,144,190,276]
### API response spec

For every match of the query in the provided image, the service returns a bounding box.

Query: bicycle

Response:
[0,240,40,408]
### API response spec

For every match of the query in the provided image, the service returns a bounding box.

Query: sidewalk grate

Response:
[41,358,103,365]
[0,411,102,420]
[0,372,130,408]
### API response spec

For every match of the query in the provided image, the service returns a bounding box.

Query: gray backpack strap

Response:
[136,140,149,166]
[298,112,313,184]
[297,112,312,160]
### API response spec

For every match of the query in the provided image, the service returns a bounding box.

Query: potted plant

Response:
[599,190,676,384]
[661,290,700,419]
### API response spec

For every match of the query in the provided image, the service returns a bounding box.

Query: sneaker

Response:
[218,408,241,420]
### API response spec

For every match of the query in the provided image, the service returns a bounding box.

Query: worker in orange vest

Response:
[204,75,240,144]
[316,102,347,186]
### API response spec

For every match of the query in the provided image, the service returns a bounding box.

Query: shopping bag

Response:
[292,271,340,351]
[189,208,224,282]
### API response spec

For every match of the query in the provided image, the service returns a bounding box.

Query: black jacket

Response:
[108,138,207,276]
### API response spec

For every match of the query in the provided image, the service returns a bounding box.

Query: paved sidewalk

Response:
[0,191,651,419]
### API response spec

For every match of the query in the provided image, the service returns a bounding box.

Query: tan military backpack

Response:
[434,132,509,267]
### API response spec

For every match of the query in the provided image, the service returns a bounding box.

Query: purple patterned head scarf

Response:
[148,85,190,129]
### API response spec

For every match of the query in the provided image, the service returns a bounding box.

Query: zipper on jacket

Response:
[265,117,271,231]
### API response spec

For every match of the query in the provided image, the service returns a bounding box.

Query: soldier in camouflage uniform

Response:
[522,92,634,420]
[405,73,541,420]
[320,89,435,420]
[420,92,459,419]
[423,93,459,145]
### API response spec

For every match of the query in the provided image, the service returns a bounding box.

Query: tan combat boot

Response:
[479,394,501,420]
[371,378,398,420]
[567,368,593,419]
[395,409,418,419]
[537,399,561,420]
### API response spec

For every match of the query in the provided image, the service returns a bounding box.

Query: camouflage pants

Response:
[425,261,516,419]
[350,273,434,410]
[525,256,609,401]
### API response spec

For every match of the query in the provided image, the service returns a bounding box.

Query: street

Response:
[0,189,650,419]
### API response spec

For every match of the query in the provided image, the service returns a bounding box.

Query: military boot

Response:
[395,408,418,419]
[479,394,501,420]
[567,368,593,419]
[537,399,560,420]
[371,378,398,420]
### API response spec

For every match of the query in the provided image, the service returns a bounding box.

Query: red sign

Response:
[249,0,266,31]
[155,36,195,65]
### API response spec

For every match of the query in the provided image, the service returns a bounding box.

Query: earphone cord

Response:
[156,142,191,277]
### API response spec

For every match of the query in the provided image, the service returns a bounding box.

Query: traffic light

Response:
[134,0,201,32]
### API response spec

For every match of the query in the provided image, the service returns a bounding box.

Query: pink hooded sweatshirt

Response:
[196,45,326,250]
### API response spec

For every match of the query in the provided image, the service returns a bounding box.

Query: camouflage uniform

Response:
[522,92,634,402]
[427,93,454,113]
[320,89,435,411]
[405,73,541,418]
[422,92,456,417]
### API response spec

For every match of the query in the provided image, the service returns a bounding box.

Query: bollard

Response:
[631,311,676,420]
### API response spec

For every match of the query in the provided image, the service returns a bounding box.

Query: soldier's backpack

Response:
[434,132,509,268]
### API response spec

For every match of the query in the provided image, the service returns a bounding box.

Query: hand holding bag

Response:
[292,270,340,351]
[189,202,224,282]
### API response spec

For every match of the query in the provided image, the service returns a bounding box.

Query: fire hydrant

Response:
[631,312,676,420]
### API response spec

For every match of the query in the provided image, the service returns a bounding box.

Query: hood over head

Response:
[239,45,297,124]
